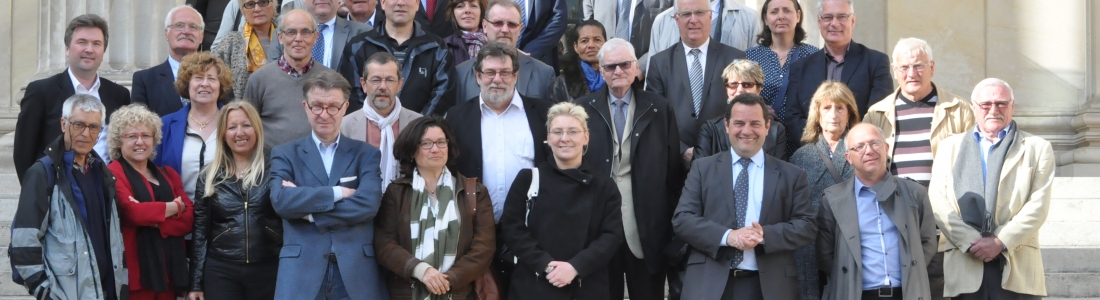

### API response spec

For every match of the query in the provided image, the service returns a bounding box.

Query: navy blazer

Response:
[269,134,387,300]
[445,95,552,179]
[517,0,568,67]
[132,59,185,117]
[783,41,892,149]
[153,104,194,175]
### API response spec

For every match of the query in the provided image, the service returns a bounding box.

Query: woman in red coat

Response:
[106,104,194,300]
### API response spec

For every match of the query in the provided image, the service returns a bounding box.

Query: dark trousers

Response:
[953,256,1040,300]
[928,251,945,300]
[608,244,665,300]
[203,257,279,300]
[720,273,763,300]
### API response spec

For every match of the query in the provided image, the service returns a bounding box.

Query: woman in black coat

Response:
[548,20,607,103]
[500,102,624,300]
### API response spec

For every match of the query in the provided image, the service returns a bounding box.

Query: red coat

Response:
[108,160,194,292]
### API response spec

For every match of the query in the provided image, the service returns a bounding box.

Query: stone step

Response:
[1047,272,1100,298]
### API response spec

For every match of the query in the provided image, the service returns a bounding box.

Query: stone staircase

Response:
[0,131,1095,299]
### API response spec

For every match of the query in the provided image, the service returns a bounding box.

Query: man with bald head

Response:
[133,5,205,116]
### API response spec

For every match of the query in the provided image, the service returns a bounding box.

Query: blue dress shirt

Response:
[854,176,902,289]
[720,148,765,271]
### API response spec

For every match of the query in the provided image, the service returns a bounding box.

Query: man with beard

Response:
[449,0,555,104]
[132,5,204,116]
[341,52,422,189]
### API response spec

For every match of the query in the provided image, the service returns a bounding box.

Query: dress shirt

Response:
[480,91,536,221]
[853,175,902,289]
[719,148,765,271]
[182,127,218,200]
[311,132,345,203]
[168,56,188,106]
[609,88,634,141]
[683,38,711,78]
[974,123,1012,181]
[67,68,111,166]
[824,42,851,81]
[319,16,337,68]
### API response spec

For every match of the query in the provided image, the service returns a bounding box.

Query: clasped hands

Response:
[420,267,451,295]
[545,261,578,288]
[727,222,765,250]
[968,236,1004,263]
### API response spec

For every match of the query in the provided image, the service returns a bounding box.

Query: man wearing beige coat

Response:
[928,78,1051,299]
[341,52,422,189]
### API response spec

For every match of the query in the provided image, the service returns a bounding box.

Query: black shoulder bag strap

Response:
[816,147,844,184]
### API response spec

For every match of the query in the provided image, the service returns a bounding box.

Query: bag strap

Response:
[525,168,539,226]
[815,147,844,184]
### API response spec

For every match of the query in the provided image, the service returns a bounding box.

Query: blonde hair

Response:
[801,81,860,145]
[201,100,266,197]
[546,102,590,133]
[106,104,163,160]
[721,59,765,86]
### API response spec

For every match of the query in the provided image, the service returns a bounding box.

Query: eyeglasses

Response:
[419,139,449,149]
[849,140,884,153]
[976,101,1011,110]
[68,121,103,134]
[674,9,711,19]
[307,102,347,115]
[549,130,585,138]
[478,70,516,79]
[600,60,635,72]
[168,22,203,32]
[726,82,759,89]
[485,20,522,29]
[124,133,155,142]
[818,13,852,22]
[366,77,400,87]
[281,28,318,37]
[243,0,272,9]
[893,63,928,73]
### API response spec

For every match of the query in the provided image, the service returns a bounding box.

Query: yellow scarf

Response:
[243,23,275,72]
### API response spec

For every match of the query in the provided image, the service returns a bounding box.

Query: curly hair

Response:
[107,104,163,161]
[174,52,233,104]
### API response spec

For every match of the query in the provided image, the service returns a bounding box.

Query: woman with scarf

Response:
[549,20,607,103]
[213,0,278,98]
[375,116,496,299]
[444,0,489,66]
[107,104,194,300]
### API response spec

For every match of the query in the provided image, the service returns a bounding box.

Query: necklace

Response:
[189,113,214,131]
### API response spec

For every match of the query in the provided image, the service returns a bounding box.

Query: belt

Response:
[324,253,338,263]
[861,287,901,298]
[729,269,758,278]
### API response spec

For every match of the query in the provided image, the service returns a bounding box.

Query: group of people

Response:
[10,0,1053,300]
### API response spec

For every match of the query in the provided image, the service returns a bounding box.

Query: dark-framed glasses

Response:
[307,102,347,115]
[600,60,635,72]
[243,0,272,9]
[68,121,103,134]
[478,70,516,79]
[726,82,759,89]
[419,139,449,149]
[485,20,522,29]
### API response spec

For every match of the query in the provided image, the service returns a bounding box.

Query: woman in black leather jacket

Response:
[694,60,789,161]
[189,101,282,300]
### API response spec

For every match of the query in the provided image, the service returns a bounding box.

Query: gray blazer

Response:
[451,54,556,102]
[672,150,816,300]
[339,107,422,142]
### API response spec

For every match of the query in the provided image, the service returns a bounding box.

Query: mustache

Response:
[176,35,196,42]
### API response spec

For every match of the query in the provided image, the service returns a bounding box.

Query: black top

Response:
[69,161,117,300]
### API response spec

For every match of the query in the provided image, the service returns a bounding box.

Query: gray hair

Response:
[892,37,934,63]
[164,5,205,30]
[971,78,1015,104]
[277,9,319,31]
[817,0,854,14]
[62,94,107,125]
[597,38,636,65]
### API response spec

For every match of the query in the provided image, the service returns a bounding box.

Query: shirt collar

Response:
[278,55,315,77]
[824,42,853,62]
[730,147,765,169]
[168,56,181,80]
[609,88,633,105]
[973,123,1012,143]
[479,90,524,116]
[312,131,341,151]
[682,38,711,56]
[67,68,101,93]
[320,15,337,30]
[853,172,890,197]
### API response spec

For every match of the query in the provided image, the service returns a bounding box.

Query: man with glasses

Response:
[340,0,453,115]
[575,38,684,300]
[245,9,335,149]
[270,69,388,300]
[133,5,205,116]
[583,0,673,78]
[929,78,1052,300]
[817,123,937,300]
[646,0,746,166]
[449,0,555,104]
[783,0,891,153]
[646,0,758,77]
[341,52,422,189]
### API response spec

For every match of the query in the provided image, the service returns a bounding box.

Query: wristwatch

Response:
[545,266,555,273]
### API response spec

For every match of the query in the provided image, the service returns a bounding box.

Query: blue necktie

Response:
[731,158,751,268]
[514,0,528,26]
[312,24,329,67]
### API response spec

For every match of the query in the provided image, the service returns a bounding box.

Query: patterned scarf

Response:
[461,30,488,59]
[363,98,403,188]
[243,22,274,72]
[409,167,461,300]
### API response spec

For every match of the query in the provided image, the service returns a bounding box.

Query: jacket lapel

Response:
[876,177,909,247]
[299,137,330,184]
[715,151,737,220]
[702,41,722,101]
[332,19,350,67]
[827,178,864,266]
[840,43,864,85]
[519,55,537,96]
[671,46,692,103]
[759,156,780,223]
[996,133,1026,213]
[585,89,615,135]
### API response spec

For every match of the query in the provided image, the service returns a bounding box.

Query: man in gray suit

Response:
[449,0,555,103]
[817,123,937,300]
[672,93,815,300]
[583,0,671,78]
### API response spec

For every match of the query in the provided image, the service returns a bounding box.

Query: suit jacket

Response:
[132,59,184,117]
[269,134,388,300]
[339,107,423,142]
[445,95,552,179]
[574,86,685,272]
[783,41,892,149]
[694,116,788,161]
[671,151,815,300]
[517,0,568,67]
[274,17,371,72]
[582,0,671,73]
[928,130,1053,297]
[13,70,131,183]
[644,0,759,74]
[450,55,555,105]
[414,0,453,39]
[817,174,936,300]
[645,40,746,153]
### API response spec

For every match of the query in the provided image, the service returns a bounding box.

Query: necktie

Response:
[514,0,528,27]
[312,24,329,67]
[616,0,631,39]
[614,99,627,142]
[731,158,751,268]
[426,0,437,21]
[689,48,704,116]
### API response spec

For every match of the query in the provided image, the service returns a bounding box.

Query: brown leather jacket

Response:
[374,173,496,300]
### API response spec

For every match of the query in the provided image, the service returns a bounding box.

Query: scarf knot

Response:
[461,30,488,59]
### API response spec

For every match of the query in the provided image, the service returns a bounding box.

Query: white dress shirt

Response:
[181,127,218,201]
[719,148,765,271]
[319,16,337,68]
[480,91,535,221]
[682,38,711,77]
[67,68,111,165]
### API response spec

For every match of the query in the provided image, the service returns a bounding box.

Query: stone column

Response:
[1062,0,1100,176]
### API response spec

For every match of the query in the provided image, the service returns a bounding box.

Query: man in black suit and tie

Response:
[574,38,684,300]
[783,0,891,151]
[645,0,746,165]
[132,5,203,116]
[672,93,816,300]
[514,0,567,69]
[13,14,131,183]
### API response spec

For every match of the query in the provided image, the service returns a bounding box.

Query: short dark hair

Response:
[725,93,771,124]
[301,69,352,102]
[65,14,110,49]
[393,116,461,178]
[574,19,607,43]
[755,0,807,47]
[474,41,519,73]
[362,52,403,80]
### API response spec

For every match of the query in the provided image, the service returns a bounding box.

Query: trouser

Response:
[928,251,945,300]
[608,244,666,300]
[953,255,1041,300]
[315,258,350,300]
[720,270,763,300]
[202,256,279,300]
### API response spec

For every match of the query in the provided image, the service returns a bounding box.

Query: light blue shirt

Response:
[854,176,902,289]
[168,56,188,106]
[719,148,765,271]
[311,132,344,202]
[319,16,336,68]
[973,123,1012,182]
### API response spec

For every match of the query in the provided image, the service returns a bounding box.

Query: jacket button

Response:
[842,267,847,273]
[911,260,916,266]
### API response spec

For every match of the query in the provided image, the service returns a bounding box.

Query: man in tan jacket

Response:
[928,78,1051,299]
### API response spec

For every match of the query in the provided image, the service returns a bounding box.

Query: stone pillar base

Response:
[1056,163,1100,177]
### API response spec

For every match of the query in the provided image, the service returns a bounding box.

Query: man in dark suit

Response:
[672,93,815,300]
[132,5,203,116]
[186,0,232,50]
[782,0,891,151]
[574,38,684,300]
[645,0,746,164]
[414,0,452,39]
[13,14,131,183]
[301,0,372,71]
[583,0,672,76]
[449,0,555,104]
[269,69,388,299]
[514,0,566,69]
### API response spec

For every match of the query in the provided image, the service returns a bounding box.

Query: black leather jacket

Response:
[189,170,282,291]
